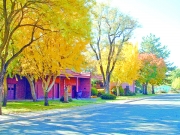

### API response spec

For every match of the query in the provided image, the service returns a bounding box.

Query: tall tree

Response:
[90,3,139,93]
[112,42,141,95]
[0,0,93,115]
[138,53,166,94]
[149,57,167,94]
[167,68,180,86]
[21,32,88,106]
[171,77,180,90]
[140,33,175,71]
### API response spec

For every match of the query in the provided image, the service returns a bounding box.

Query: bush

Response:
[97,89,105,97]
[111,86,124,96]
[124,89,136,96]
[111,88,117,95]
[101,94,116,100]
[91,87,98,96]
[60,96,73,102]
[119,86,124,96]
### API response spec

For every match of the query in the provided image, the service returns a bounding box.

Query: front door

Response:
[54,83,59,98]
[72,85,76,98]
[7,84,15,100]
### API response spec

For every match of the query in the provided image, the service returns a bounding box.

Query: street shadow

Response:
[1,95,180,134]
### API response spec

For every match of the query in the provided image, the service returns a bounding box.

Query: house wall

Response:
[110,82,135,93]
[60,77,65,97]
[7,77,31,100]
[7,75,91,100]
[79,78,91,98]
[122,82,135,93]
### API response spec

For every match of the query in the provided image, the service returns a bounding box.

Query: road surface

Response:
[0,94,180,135]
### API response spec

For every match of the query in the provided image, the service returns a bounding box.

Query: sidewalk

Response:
[0,96,151,124]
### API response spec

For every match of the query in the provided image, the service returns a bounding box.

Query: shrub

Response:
[91,87,98,96]
[111,86,124,96]
[97,89,105,97]
[124,89,136,96]
[111,87,117,95]
[60,96,73,102]
[101,94,116,100]
[119,86,124,96]
[68,98,73,102]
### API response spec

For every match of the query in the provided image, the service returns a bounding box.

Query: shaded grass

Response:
[2,94,158,114]
[2,98,106,114]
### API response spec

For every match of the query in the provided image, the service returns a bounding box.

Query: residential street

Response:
[1,94,180,135]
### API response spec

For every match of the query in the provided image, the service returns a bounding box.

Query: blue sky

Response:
[97,0,180,68]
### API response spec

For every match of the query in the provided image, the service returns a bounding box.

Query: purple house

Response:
[6,70,91,100]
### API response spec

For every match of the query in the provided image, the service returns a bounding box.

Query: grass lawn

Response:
[2,93,158,114]
[2,98,106,114]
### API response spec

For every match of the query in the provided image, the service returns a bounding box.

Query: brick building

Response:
[6,70,91,100]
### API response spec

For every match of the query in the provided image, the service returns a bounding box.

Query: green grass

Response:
[2,94,157,114]
[2,98,106,114]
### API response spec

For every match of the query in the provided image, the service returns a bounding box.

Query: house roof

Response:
[59,69,91,78]
[91,74,103,81]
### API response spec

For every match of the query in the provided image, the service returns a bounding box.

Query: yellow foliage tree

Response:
[111,43,141,95]
[21,32,88,106]
[0,0,93,114]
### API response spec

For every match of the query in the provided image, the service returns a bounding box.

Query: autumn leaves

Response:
[0,0,93,112]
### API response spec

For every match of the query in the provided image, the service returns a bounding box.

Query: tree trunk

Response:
[64,86,68,103]
[0,70,6,115]
[152,85,155,94]
[116,86,119,96]
[144,82,148,95]
[104,75,110,94]
[26,76,37,102]
[142,84,145,94]
[44,91,49,106]
[0,88,2,115]
[3,76,7,106]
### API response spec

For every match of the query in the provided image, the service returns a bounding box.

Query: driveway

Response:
[0,94,180,135]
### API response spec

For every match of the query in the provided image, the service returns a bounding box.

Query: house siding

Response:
[7,77,32,100]
[7,71,91,100]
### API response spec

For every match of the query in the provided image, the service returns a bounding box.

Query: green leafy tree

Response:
[172,77,180,90]
[138,53,166,95]
[169,69,180,81]
[167,68,180,86]
[140,33,176,71]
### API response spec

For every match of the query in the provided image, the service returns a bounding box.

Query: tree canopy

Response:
[90,3,139,93]
[140,33,175,71]
[112,42,141,85]
[138,53,166,94]
[0,0,93,114]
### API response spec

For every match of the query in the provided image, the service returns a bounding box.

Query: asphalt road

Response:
[1,94,180,135]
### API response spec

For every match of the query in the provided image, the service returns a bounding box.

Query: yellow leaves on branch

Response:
[7,0,93,78]
[21,32,88,79]
[112,42,141,85]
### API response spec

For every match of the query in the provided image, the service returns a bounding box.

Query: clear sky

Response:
[97,0,180,68]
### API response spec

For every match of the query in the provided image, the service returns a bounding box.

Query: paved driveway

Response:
[1,94,180,135]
